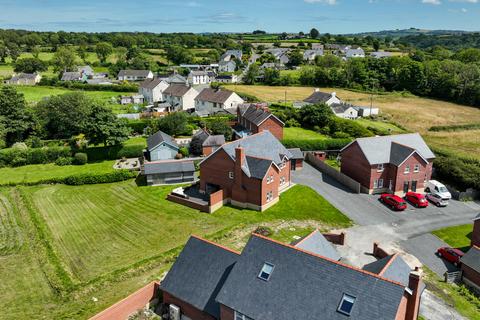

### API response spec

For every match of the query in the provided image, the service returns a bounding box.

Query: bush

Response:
[74,153,88,165]
[433,154,480,191]
[281,138,352,151]
[63,170,137,185]
[127,119,151,135]
[55,157,73,166]
[12,142,28,151]
[85,144,145,162]
[0,146,71,167]
[179,147,189,157]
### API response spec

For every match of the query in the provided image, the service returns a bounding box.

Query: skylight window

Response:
[337,294,356,316]
[258,262,274,281]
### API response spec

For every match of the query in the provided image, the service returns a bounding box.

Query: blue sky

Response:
[0,0,479,33]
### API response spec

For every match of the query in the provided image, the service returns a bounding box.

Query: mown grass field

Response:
[0,161,115,185]
[283,127,327,140]
[0,182,351,319]
[432,224,473,252]
[225,85,480,159]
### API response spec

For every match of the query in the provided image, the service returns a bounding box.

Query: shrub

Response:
[127,119,151,135]
[0,146,70,167]
[12,142,28,150]
[281,138,352,151]
[63,170,137,185]
[85,144,145,161]
[74,153,88,165]
[55,157,73,166]
[179,147,189,157]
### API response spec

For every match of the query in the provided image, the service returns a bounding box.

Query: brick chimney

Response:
[235,147,244,186]
[405,268,422,320]
[472,215,480,247]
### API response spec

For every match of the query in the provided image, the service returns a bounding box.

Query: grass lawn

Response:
[0,182,350,319]
[355,118,406,135]
[225,85,480,160]
[283,127,327,140]
[0,161,116,185]
[432,224,473,252]
[124,136,147,146]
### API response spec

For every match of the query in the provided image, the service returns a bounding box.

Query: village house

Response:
[355,105,380,117]
[287,147,304,171]
[330,103,359,119]
[198,131,292,211]
[118,70,154,81]
[195,88,244,117]
[303,89,341,106]
[142,160,195,186]
[5,73,41,85]
[61,71,86,82]
[340,133,435,195]
[233,103,284,140]
[215,74,238,84]
[218,60,236,73]
[159,233,423,320]
[77,65,94,77]
[346,47,366,58]
[144,130,180,162]
[163,84,198,111]
[220,49,242,62]
[266,48,290,64]
[120,95,144,105]
[139,78,169,104]
[188,70,211,85]
[303,49,324,62]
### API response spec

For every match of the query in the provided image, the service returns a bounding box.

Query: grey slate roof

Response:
[147,130,178,151]
[363,254,412,286]
[239,104,284,127]
[294,230,341,261]
[195,88,235,104]
[160,236,238,319]
[118,70,151,77]
[460,246,480,274]
[287,148,303,160]
[193,129,210,144]
[202,135,225,147]
[9,73,38,81]
[189,70,209,76]
[216,234,406,320]
[390,143,416,166]
[61,72,81,81]
[140,78,165,90]
[330,103,355,114]
[168,74,188,84]
[245,156,273,179]
[342,133,435,165]
[163,84,193,97]
[474,213,480,221]
[303,91,336,104]
[143,160,195,175]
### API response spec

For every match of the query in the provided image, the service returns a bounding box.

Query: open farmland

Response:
[0,182,350,319]
[225,85,480,159]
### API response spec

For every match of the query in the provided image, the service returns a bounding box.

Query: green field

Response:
[356,118,406,135]
[0,182,351,319]
[0,161,115,185]
[432,224,473,252]
[283,127,327,140]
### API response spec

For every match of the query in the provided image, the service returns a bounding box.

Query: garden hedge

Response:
[281,138,352,151]
[0,146,71,167]
[85,144,145,161]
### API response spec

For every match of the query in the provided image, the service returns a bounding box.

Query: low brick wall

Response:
[306,152,361,194]
[323,232,346,245]
[209,189,224,206]
[373,242,390,259]
[167,194,210,213]
[90,281,160,320]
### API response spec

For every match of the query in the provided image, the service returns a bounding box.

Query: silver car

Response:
[426,193,449,207]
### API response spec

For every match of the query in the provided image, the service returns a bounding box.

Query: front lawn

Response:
[0,182,350,319]
[432,224,473,252]
[283,127,327,140]
[0,161,116,185]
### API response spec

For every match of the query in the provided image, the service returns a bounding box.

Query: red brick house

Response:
[198,131,292,211]
[160,234,424,320]
[340,133,435,195]
[233,104,284,140]
[460,245,480,295]
[472,213,480,247]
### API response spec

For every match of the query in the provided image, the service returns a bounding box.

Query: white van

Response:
[425,180,452,200]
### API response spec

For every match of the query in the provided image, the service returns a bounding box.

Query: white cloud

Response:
[449,0,478,3]
[422,0,442,4]
[304,0,338,5]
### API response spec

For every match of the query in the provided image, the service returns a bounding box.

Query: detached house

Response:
[195,88,244,117]
[118,70,153,81]
[218,60,236,73]
[330,103,359,119]
[303,89,341,106]
[160,233,423,320]
[346,48,365,58]
[139,78,169,104]
[199,131,292,211]
[303,49,324,62]
[234,103,284,140]
[340,133,435,195]
[220,50,242,62]
[6,73,41,85]
[163,84,198,111]
[188,71,211,85]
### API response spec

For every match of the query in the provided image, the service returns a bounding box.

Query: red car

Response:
[437,247,464,266]
[379,194,407,211]
[404,192,429,208]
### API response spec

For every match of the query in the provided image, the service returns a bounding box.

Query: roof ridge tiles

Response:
[191,235,241,255]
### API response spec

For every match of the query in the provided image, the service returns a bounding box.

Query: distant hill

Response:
[345,28,474,38]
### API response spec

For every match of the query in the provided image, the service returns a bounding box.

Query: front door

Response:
[403,181,409,194]
[411,180,417,192]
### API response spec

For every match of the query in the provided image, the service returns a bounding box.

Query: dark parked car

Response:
[437,247,464,267]
[379,194,407,211]
[404,192,429,208]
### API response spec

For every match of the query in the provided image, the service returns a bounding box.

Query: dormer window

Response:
[377,163,384,172]
[337,294,356,316]
[258,262,274,281]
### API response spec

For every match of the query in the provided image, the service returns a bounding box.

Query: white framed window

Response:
[235,311,253,320]
[377,163,384,172]
[414,164,420,172]
[266,191,273,203]
[228,172,234,179]
[337,294,356,316]
[373,180,378,189]
[378,179,384,188]
[404,165,410,174]
[280,176,286,185]
[258,262,274,281]
[266,176,271,184]
[270,175,274,183]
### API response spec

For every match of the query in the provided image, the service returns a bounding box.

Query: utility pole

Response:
[284,90,287,105]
